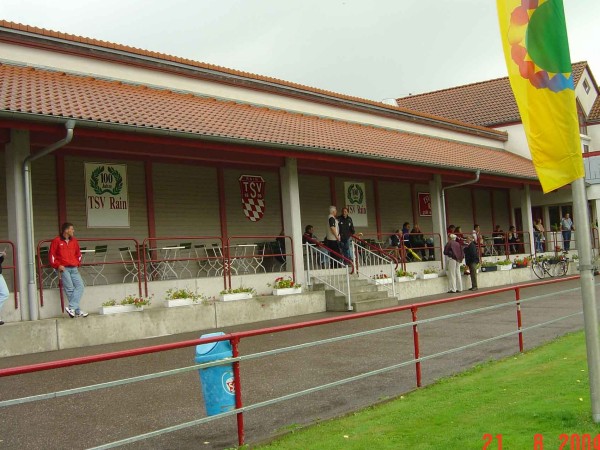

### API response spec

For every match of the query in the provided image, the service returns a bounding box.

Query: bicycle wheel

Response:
[532,262,545,279]
[542,260,552,277]
[554,261,568,277]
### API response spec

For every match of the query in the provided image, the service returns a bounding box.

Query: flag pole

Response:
[572,176,600,421]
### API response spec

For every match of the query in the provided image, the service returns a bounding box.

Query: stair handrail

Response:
[304,242,353,311]
[303,236,354,274]
[351,239,397,298]
[352,234,399,270]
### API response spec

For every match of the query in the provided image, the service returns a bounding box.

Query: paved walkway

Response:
[0,279,590,449]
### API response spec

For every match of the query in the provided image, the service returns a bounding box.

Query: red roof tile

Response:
[0,20,506,139]
[0,63,537,180]
[395,62,589,127]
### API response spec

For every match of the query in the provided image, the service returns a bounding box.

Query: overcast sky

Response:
[2,0,599,101]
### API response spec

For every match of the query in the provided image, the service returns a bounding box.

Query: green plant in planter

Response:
[267,276,302,289]
[496,259,512,266]
[165,287,204,303]
[396,269,416,278]
[120,294,152,307]
[220,286,256,295]
[423,266,438,275]
[480,261,496,268]
[102,299,117,307]
[572,254,579,260]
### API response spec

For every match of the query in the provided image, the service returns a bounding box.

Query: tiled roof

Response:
[590,97,600,123]
[0,63,537,180]
[0,20,506,139]
[395,62,589,127]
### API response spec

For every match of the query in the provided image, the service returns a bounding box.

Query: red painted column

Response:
[217,167,229,289]
[471,187,477,225]
[55,154,67,228]
[374,179,382,239]
[490,190,496,227]
[410,183,417,226]
[144,161,156,239]
[329,176,337,207]
[507,189,513,225]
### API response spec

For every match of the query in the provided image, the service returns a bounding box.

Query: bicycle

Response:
[531,252,569,279]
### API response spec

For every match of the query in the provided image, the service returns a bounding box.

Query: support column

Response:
[280,158,305,286]
[520,184,534,255]
[5,130,31,321]
[429,174,444,255]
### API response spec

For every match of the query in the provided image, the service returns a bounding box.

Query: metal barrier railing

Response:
[352,239,396,298]
[477,231,531,259]
[0,275,581,448]
[142,236,225,294]
[0,240,19,309]
[36,237,142,309]
[304,242,352,311]
[358,232,443,270]
[226,235,295,289]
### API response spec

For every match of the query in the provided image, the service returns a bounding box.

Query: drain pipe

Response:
[23,120,76,321]
[441,170,480,245]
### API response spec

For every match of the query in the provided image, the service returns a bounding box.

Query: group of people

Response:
[302,206,357,265]
[389,222,435,261]
[444,230,479,294]
[533,213,575,253]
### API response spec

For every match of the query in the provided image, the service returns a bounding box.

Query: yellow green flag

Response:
[496,0,584,193]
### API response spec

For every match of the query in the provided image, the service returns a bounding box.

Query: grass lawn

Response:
[257,331,600,449]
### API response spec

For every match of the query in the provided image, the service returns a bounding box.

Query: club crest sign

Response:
[85,162,129,228]
[239,175,266,222]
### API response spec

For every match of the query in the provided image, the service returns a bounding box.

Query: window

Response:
[584,144,590,153]
[583,79,591,94]
[578,104,588,135]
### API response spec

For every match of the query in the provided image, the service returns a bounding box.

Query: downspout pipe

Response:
[441,170,480,245]
[23,120,76,321]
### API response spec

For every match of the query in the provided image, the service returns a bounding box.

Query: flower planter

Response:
[418,273,439,280]
[272,287,303,295]
[164,298,194,308]
[219,292,253,301]
[480,266,497,272]
[512,264,527,269]
[99,304,143,315]
[371,278,393,285]
[395,276,416,283]
[498,264,513,271]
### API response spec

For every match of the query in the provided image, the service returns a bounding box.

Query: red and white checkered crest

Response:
[239,175,266,222]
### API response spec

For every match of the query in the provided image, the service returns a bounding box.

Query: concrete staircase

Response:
[314,277,399,312]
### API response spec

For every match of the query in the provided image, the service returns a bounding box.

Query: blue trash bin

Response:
[195,332,236,416]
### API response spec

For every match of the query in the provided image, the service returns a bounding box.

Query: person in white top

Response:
[325,206,341,261]
[560,213,575,252]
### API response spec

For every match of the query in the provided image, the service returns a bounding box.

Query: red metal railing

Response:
[36,237,142,309]
[141,236,225,294]
[0,240,19,309]
[0,275,579,447]
[226,235,295,289]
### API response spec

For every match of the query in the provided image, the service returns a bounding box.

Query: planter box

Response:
[395,276,416,283]
[219,292,253,301]
[480,266,498,272]
[418,273,439,280]
[164,298,194,308]
[371,278,393,285]
[99,304,143,315]
[512,264,527,269]
[498,264,513,271]
[272,287,302,295]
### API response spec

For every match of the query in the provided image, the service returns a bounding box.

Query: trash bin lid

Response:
[195,332,226,356]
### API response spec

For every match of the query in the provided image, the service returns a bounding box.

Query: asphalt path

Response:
[0,278,592,449]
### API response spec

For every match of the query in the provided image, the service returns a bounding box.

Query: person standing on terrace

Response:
[50,222,87,318]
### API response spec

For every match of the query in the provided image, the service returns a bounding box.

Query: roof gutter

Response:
[23,119,75,320]
[441,170,481,245]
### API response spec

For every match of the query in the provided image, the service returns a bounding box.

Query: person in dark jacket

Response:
[338,207,356,261]
[464,234,479,291]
